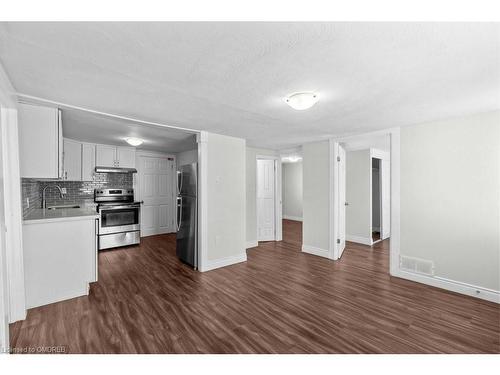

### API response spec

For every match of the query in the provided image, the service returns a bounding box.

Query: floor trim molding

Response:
[346,234,372,246]
[394,269,500,304]
[283,215,303,222]
[246,241,258,249]
[201,253,248,272]
[302,244,330,259]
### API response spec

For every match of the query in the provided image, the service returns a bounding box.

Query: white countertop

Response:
[23,207,99,224]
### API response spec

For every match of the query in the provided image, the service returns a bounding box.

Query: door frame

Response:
[135,150,177,237]
[256,155,282,243]
[370,155,382,245]
[370,149,390,245]
[330,128,400,277]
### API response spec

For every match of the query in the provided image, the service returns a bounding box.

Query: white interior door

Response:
[381,158,391,239]
[338,144,347,257]
[138,155,174,237]
[257,159,275,241]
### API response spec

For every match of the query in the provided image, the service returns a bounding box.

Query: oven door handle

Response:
[101,204,141,210]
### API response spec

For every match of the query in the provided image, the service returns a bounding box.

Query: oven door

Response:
[99,205,140,235]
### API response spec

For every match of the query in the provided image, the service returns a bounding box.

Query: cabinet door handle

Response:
[65,171,67,180]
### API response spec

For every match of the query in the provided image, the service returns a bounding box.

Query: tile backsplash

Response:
[21,173,133,217]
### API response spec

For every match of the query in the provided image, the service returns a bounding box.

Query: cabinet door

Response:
[18,103,61,178]
[96,145,116,167]
[82,143,96,181]
[63,139,82,180]
[116,147,136,168]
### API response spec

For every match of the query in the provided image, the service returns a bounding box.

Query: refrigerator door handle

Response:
[177,170,183,195]
[176,196,182,232]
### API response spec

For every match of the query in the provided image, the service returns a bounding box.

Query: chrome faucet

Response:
[42,185,65,209]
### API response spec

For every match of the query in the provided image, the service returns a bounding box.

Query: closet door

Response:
[137,155,174,237]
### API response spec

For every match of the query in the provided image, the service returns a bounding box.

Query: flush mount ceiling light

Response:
[284,92,319,110]
[125,137,144,147]
[281,155,303,163]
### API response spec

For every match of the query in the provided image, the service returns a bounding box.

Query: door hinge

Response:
[337,238,340,244]
[337,156,340,162]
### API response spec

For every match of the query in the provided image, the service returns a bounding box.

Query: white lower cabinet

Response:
[23,217,98,308]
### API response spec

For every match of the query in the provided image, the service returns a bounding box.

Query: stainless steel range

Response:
[95,188,141,250]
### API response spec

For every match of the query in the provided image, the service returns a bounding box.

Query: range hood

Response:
[94,166,137,174]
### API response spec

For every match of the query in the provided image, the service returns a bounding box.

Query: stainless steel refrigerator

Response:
[176,163,198,268]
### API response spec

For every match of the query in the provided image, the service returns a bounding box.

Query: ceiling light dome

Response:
[126,137,144,146]
[284,92,319,110]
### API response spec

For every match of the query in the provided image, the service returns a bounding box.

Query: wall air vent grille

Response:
[400,255,435,276]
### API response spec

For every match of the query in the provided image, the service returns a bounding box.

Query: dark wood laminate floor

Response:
[10,219,500,353]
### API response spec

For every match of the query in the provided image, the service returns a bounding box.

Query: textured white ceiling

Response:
[0,22,498,150]
[61,108,197,153]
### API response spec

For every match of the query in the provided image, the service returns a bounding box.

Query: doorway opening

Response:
[372,157,382,243]
[334,134,392,261]
[281,151,303,246]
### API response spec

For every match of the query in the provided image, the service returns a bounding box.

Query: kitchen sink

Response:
[46,205,81,210]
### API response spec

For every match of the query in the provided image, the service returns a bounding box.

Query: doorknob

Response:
[345,202,349,206]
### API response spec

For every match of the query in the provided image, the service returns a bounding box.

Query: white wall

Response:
[282,161,303,220]
[176,148,198,167]
[246,147,278,246]
[205,133,246,268]
[0,110,8,353]
[400,111,500,292]
[302,141,331,255]
[0,61,24,349]
[346,149,371,242]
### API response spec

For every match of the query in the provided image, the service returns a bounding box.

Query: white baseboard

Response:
[283,215,303,222]
[346,234,372,246]
[302,244,330,259]
[201,253,248,272]
[246,241,258,249]
[26,284,89,309]
[393,269,500,304]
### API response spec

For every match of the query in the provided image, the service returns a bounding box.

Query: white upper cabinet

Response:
[18,103,62,179]
[96,144,117,167]
[116,147,136,168]
[96,144,135,168]
[82,143,96,181]
[63,138,82,181]
[62,140,96,181]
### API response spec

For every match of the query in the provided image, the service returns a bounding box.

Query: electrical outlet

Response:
[61,188,67,194]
